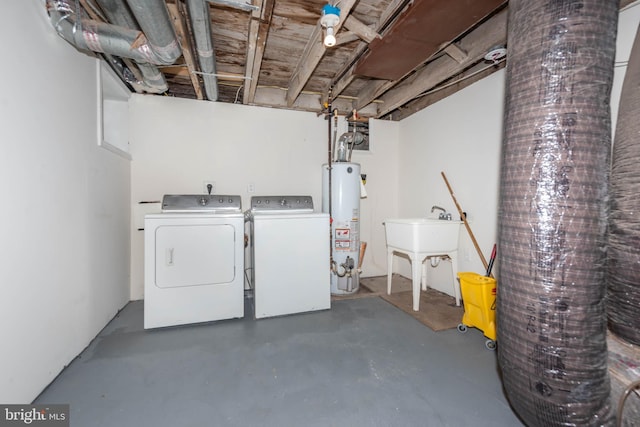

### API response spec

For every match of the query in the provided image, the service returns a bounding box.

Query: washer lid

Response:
[250,196,314,213]
[161,194,242,213]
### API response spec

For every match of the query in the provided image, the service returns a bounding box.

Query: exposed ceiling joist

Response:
[324,0,410,105]
[206,0,259,12]
[242,0,262,103]
[335,32,361,46]
[343,15,380,43]
[160,66,190,77]
[63,0,625,121]
[285,0,358,107]
[393,60,506,121]
[354,0,506,80]
[244,0,275,104]
[356,79,393,111]
[374,7,508,118]
[167,3,204,100]
[444,43,468,63]
[254,87,378,116]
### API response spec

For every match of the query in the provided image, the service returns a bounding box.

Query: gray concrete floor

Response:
[35,296,524,426]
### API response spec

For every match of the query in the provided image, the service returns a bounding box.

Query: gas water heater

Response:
[322,162,361,295]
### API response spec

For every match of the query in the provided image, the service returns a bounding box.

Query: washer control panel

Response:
[250,196,314,213]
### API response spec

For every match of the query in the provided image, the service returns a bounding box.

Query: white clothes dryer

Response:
[144,194,244,329]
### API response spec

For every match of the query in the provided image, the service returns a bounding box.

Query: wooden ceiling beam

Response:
[286,22,322,106]
[391,60,506,121]
[243,0,274,104]
[206,0,259,12]
[343,16,380,44]
[242,0,261,104]
[335,32,361,46]
[355,79,393,110]
[79,0,103,21]
[372,7,507,118]
[324,0,409,105]
[254,87,377,117]
[383,0,629,115]
[161,66,191,77]
[285,0,358,107]
[167,3,204,100]
[443,43,468,63]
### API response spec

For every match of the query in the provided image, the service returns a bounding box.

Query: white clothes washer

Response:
[248,196,330,319]
[144,194,244,329]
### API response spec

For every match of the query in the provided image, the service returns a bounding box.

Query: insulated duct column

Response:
[608,23,640,347]
[497,1,617,425]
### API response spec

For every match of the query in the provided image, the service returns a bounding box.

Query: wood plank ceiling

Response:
[78,0,634,121]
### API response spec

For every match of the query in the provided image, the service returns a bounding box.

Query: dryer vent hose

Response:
[497,0,617,425]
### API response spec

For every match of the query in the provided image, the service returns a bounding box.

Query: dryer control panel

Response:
[162,194,242,213]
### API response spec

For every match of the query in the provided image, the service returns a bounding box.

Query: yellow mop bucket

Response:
[457,272,497,350]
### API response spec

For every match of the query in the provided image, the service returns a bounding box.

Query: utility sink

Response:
[384,218,462,253]
[384,218,463,311]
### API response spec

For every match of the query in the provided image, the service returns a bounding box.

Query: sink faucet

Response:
[430,205,452,220]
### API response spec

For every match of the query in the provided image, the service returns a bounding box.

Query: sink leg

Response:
[387,248,394,295]
[449,251,460,306]
[411,255,421,311]
[421,261,427,291]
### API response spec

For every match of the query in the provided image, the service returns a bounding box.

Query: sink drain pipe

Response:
[608,24,640,347]
[498,0,617,425]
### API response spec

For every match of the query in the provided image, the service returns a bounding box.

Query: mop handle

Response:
[486,244,497,277]
[441,172,492,277]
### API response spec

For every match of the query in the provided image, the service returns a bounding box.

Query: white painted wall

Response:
[128,95,400,299]
[0,1,130,403]
[395,71,505,296]
[352,119,401,277]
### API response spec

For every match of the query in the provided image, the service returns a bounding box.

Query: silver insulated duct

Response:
[46,0,181,74]
[497,0,617,425]
[94,0,168,93]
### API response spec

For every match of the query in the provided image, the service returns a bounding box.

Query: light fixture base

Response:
[320,13,340,29]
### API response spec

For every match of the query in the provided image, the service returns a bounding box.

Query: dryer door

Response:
[154,224,236,288]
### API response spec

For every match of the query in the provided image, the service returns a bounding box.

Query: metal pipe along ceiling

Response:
[187,0,219,101]
[497,0,617,425]
[46,0,181,73]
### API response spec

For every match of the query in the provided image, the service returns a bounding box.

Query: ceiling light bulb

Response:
[320,4,340,48]
[324,27,336,47]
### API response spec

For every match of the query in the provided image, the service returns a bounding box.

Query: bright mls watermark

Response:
[0,405,69,426]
